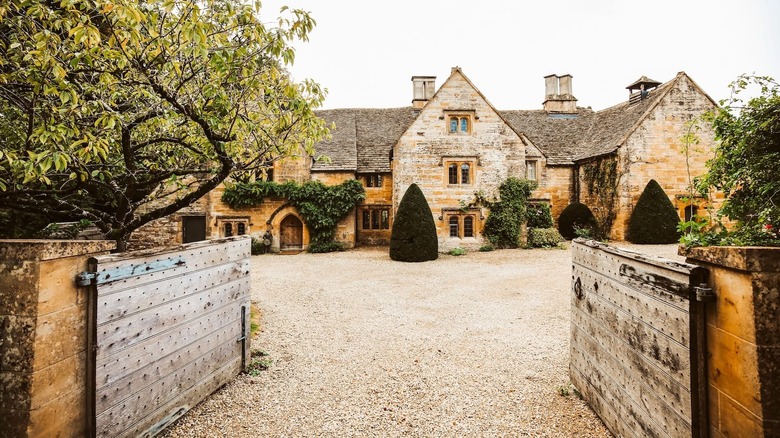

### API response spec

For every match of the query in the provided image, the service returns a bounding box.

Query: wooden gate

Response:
[570,240,709,438]
[81,236,251,438]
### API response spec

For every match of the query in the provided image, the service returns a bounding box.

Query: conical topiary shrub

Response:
[628,179,681,244]
[557,202,597,239]
[390,183,438,262]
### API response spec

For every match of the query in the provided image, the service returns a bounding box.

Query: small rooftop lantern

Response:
[626,76,662,103]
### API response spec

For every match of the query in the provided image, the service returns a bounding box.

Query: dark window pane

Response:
[376,174,382,187]
[685,205,698,222]
[362,210,370,229]
[381,210,389,229]
[224,223,233,237]
[266,168,274,182]
[448,164,458,184]
[371,210,380,229]
[449,217,459,237]
[461,163,470,184]
[460,117,468,133]
[450,117,458,133]
[237,223,246,235]
[463,216,474,237]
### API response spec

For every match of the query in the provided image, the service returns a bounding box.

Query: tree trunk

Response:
[112,232,130,253]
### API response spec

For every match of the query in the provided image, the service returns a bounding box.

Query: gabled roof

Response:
[501,73,695,164]
[311,107,419,173]
[499,109,595,165]
[308,71,714,169]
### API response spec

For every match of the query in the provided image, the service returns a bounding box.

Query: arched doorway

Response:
[280,215,303,250]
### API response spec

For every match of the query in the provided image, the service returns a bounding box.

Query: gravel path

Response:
[161,243,681,437]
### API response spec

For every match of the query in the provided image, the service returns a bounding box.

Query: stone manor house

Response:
[132,67,717,252]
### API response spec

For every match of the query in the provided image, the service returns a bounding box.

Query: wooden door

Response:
[182,216,206,243]
[280,215,303,249]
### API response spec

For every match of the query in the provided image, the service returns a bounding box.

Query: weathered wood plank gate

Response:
[79,236,251,438]
[570,240,709,438]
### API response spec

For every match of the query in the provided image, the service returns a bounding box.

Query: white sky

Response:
[262,0,779,111]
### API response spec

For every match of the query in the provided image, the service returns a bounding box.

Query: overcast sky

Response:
[262,0,779,111]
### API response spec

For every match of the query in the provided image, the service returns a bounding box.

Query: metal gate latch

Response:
[76,272,96,287]
[693,283,715,302]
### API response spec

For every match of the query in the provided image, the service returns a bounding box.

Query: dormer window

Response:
[448,115,471,134]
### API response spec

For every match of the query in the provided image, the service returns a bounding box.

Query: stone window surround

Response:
[442,109,477,135]
[526,159,539,181]
[363,173,383,188]
[215,216,251,237]
[443,156,478,186]
[440,208,483,240]
[359,205,391,231]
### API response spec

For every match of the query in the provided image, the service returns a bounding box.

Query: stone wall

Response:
[129,197,210,251]
[357,172,393,246]
[614,74,718,241]
[682,246,780,437]
[393,69,525,251]
[0,240,116,437]
[533,164,574,225]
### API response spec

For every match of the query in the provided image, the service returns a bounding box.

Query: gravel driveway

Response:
[161,244,680,437]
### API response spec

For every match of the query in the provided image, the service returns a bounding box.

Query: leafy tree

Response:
[693,75,780,245]
[390,183,438,262]
[0,0,327,250]
[628,179,681,244]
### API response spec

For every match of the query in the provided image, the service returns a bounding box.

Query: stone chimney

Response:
[412,76,436,109]
[543,74,577,113]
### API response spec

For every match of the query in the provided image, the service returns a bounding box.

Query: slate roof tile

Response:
[309,74,681,169]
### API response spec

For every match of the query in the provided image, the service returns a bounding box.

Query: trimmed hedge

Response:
[389,184,438,262]
[528,227,564,248]
[527,203,554,229]
[557,202,597,240]
[628,179,681,244]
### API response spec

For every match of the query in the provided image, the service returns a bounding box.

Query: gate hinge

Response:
[76,271,96,287]
[693,283,715,302]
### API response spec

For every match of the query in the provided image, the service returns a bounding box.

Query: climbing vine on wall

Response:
[221,179,365,251]
[581,157,621,239]
[477,177,537,248]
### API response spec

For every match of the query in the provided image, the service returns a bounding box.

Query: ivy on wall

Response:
[476,177,537,248]
[221,179,365,252]
[581,157,622,239]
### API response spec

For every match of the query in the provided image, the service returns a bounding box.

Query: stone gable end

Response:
[393,69,526,248]
[612,74,719,240]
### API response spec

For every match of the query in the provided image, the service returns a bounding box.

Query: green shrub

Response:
[529,227,564,248]
[574,226,593,239]
[478,244,495,252]
[628,179,681,244]
[390,184,438,262]
[251,237,264,255]
[449,247,466,256]
[558,202,597,240]
[482,178,537,248]
[527,203,554,229]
